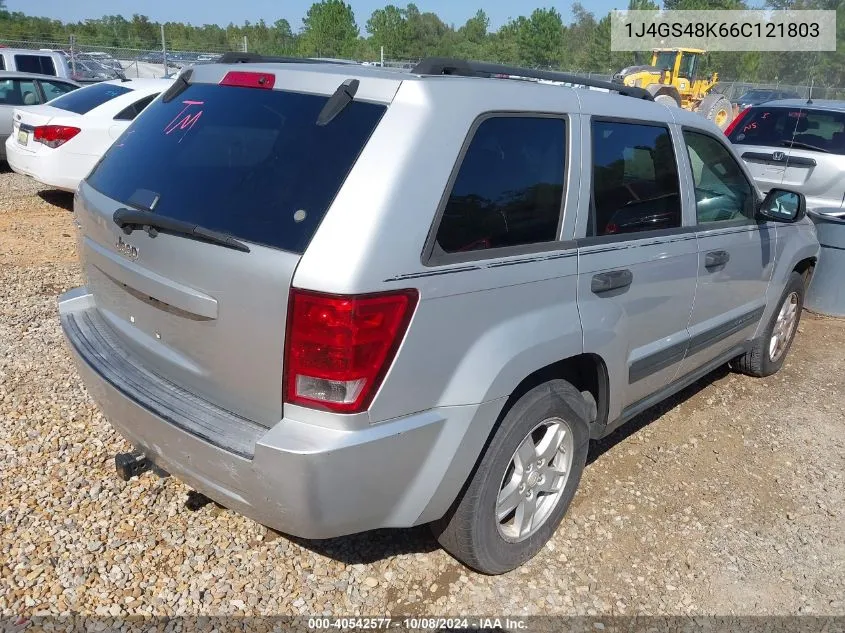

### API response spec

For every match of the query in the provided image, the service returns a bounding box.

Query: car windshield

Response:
[49,83,132,114]
[654,52,676,70]
[86,83,387,254]
[728,106,845,155]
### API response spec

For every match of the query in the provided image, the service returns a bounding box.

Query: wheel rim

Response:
[715,107,729,127]
[769,292,800,362]
[496,417,575,543]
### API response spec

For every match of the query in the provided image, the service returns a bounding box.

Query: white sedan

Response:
[6,78,173,192]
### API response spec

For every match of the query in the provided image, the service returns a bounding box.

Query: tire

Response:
[654,93,679,107]
[733,271,805,378]
[697,93,734,130]
[430,380,590,575]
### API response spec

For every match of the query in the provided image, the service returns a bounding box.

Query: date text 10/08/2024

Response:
[307,618,528,630]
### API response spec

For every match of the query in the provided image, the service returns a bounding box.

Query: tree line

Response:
[0,0,843,86]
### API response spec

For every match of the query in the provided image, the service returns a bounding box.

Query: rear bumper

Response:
[5,136,93,192]
[59,287,503,539]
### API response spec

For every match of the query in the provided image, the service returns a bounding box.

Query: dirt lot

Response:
[1,168,844,620]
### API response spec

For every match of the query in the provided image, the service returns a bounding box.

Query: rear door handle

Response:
[591,269,633,294]
[705,250,730,269]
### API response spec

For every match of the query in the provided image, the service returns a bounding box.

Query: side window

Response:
[14,54,56,76]
[434,116,566,255]
[684,131,756,224]
[114,94,159,121]
[39,80,76,102]
[0,56,5,71]
[589,120,682,237]
[0,79,38,106]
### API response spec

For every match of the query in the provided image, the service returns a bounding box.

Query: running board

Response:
[598,343,749,439]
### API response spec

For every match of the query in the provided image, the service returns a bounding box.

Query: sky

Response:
[6,0,620,32]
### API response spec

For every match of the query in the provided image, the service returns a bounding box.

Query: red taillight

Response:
[284,289,419,413]
[220,71,275,90]
[724,106,751,137]
[33,125,81,148]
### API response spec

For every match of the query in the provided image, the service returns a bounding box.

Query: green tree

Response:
[514,8,565,67]
[403,3,451,57]
[459,9,489,45]
[366,5,409,58]
[564,3,597,71]
[300,0,359,57]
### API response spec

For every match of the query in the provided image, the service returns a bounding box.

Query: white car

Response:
[6,78,173,192]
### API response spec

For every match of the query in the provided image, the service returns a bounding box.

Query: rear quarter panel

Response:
[295,79,587,422]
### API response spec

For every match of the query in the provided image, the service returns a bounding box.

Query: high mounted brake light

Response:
[284,289,419,413]
[220,71,275,90]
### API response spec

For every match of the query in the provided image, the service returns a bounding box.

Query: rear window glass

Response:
[87,83,386,254]
[50,83,132,115]
[14,54,56,76]
[729,107,845,155]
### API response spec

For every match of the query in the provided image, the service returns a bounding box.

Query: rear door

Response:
[577,117,698,411]
[76,77,387,426]
[678,128,774,375]
[0,77,39,139]
[729,105,845,209]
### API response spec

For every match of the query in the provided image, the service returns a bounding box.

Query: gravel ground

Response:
[1,168,844,620]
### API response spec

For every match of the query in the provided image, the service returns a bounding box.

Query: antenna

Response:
[807,51,818,105]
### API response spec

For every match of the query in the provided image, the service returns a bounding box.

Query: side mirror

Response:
[758,188,806,223]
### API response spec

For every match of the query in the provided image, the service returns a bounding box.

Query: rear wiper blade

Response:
[112,208,250,253]
[316,78,359,126]
[780,140,830,153]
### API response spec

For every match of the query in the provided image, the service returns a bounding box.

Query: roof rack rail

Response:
[216,52,360,66]
[411,57,654,101]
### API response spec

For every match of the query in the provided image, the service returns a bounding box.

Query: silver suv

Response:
[728,99,845,214]
[59,56,820,574]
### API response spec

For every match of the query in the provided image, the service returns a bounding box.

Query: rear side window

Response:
[114,93,159,121]
[590,120,681,237]
[39,79,77,102]
[729,107,845,155]
[0,57,5,71]
[0,79,38,106]
[14,54,56,76]
[49,83,132,115]
[434,116,566,255]
[87,83,386,254]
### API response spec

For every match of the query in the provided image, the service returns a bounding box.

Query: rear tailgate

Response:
[75,69,389,427]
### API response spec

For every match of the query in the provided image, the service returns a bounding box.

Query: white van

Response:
[0,49,73,80]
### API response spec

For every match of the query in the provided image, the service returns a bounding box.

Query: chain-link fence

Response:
[0,37,234,81]
[711,81,845,102]
[4,36,845,101]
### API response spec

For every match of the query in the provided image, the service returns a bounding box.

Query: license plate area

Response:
[16,127,29,146]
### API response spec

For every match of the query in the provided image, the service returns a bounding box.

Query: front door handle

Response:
[705,250,730,269]
[591,269,634,294]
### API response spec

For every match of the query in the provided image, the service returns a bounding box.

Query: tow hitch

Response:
[114,451,169,481]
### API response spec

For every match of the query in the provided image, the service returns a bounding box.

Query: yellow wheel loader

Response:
[613,48,735,130]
